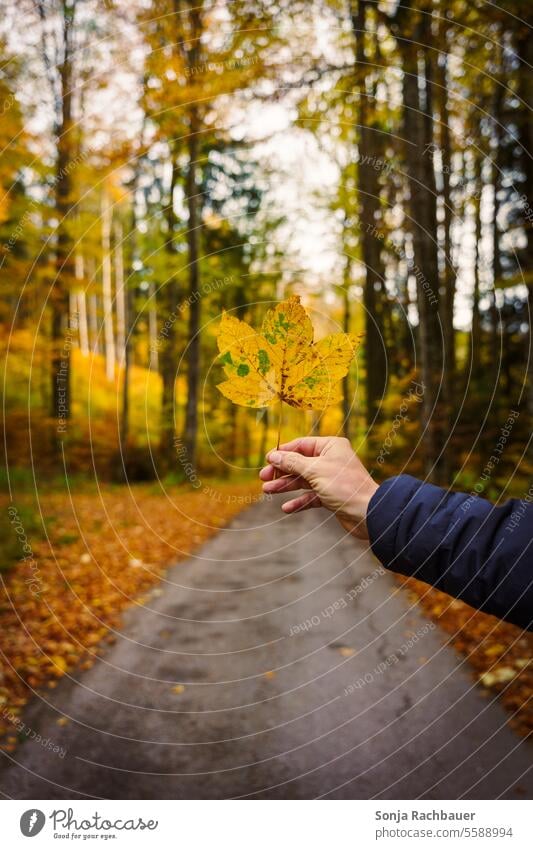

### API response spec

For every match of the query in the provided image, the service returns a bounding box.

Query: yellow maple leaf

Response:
[216,296,362,410]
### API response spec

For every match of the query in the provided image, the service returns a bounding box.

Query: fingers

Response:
[281,491,322,513]
[259,463,276,481]
[276,436,331,457]
[265,449,312,478]
[262,474,311,494]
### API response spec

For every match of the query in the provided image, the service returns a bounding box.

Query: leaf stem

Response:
[274,399,283,479]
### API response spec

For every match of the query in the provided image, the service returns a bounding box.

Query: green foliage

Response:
[0,503,47,574]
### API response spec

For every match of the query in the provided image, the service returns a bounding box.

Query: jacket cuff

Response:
[366,475,423,568]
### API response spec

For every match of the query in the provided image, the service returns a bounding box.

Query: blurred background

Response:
[1,0,532,487]
[0,0,532,767]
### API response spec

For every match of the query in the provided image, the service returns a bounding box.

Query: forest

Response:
[0,0,532,802]
[1,0,531,491]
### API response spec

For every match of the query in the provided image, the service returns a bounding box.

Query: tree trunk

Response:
[114,218,126,368]
[350,0,386,426]
[257,409,269,468]
[182,9,202,466]
[436,47,457,427]
[514,29,533,437]
[242,416,251,468]
[184,112,200,463]
[88,290,99,355]
[341,269,352,439]
[470,156,483,380]
[228,404,238,462]
[50,0,76,422]
[75,254,89,356]
[120,165,141,454]
[400,11,446,482]
[397,232,414,375]
[159,148,180,466]
[148,280,158,372]
[490,38,504,393]
[120,255,132,456]
[491,159,502,368]
[101,191,116,381]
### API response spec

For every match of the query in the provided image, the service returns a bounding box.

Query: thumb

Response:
[267,450,310,478]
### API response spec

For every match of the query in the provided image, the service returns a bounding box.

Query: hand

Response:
[259,436,379,540]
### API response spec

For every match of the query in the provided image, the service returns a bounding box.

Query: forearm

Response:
[366,475,533,630]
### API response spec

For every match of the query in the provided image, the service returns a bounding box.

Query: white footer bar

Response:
[2,799,530,848]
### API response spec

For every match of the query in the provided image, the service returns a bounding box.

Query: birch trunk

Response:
[89,291,99,355]
[75,254,89,356]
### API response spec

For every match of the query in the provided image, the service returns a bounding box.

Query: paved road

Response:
[1,496,531,799]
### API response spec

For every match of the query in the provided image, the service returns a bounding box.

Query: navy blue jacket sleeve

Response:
[366,474,533,630]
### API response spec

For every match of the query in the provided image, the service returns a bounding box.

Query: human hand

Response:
[259,436,379,540]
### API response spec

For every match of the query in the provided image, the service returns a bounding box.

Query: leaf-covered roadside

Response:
[399,577,532,737]
[0,481,261,751]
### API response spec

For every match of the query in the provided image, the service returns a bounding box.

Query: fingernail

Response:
[268,451,281,465]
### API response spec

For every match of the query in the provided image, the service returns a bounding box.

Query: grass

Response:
[0,501,48,573]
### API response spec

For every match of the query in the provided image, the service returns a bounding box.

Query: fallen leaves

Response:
[399,576,533,736]
[0,480,261,748]
[338,647,356,658]
[479,667,517,687]
[216,295,362,410]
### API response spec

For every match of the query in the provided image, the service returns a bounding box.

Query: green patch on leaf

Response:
[257,349,270,374]
[237,363,250,377]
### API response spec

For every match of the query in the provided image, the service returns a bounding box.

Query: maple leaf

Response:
[216,296,362,410]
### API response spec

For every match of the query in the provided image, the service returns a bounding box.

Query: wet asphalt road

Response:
[0,496,531,799]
